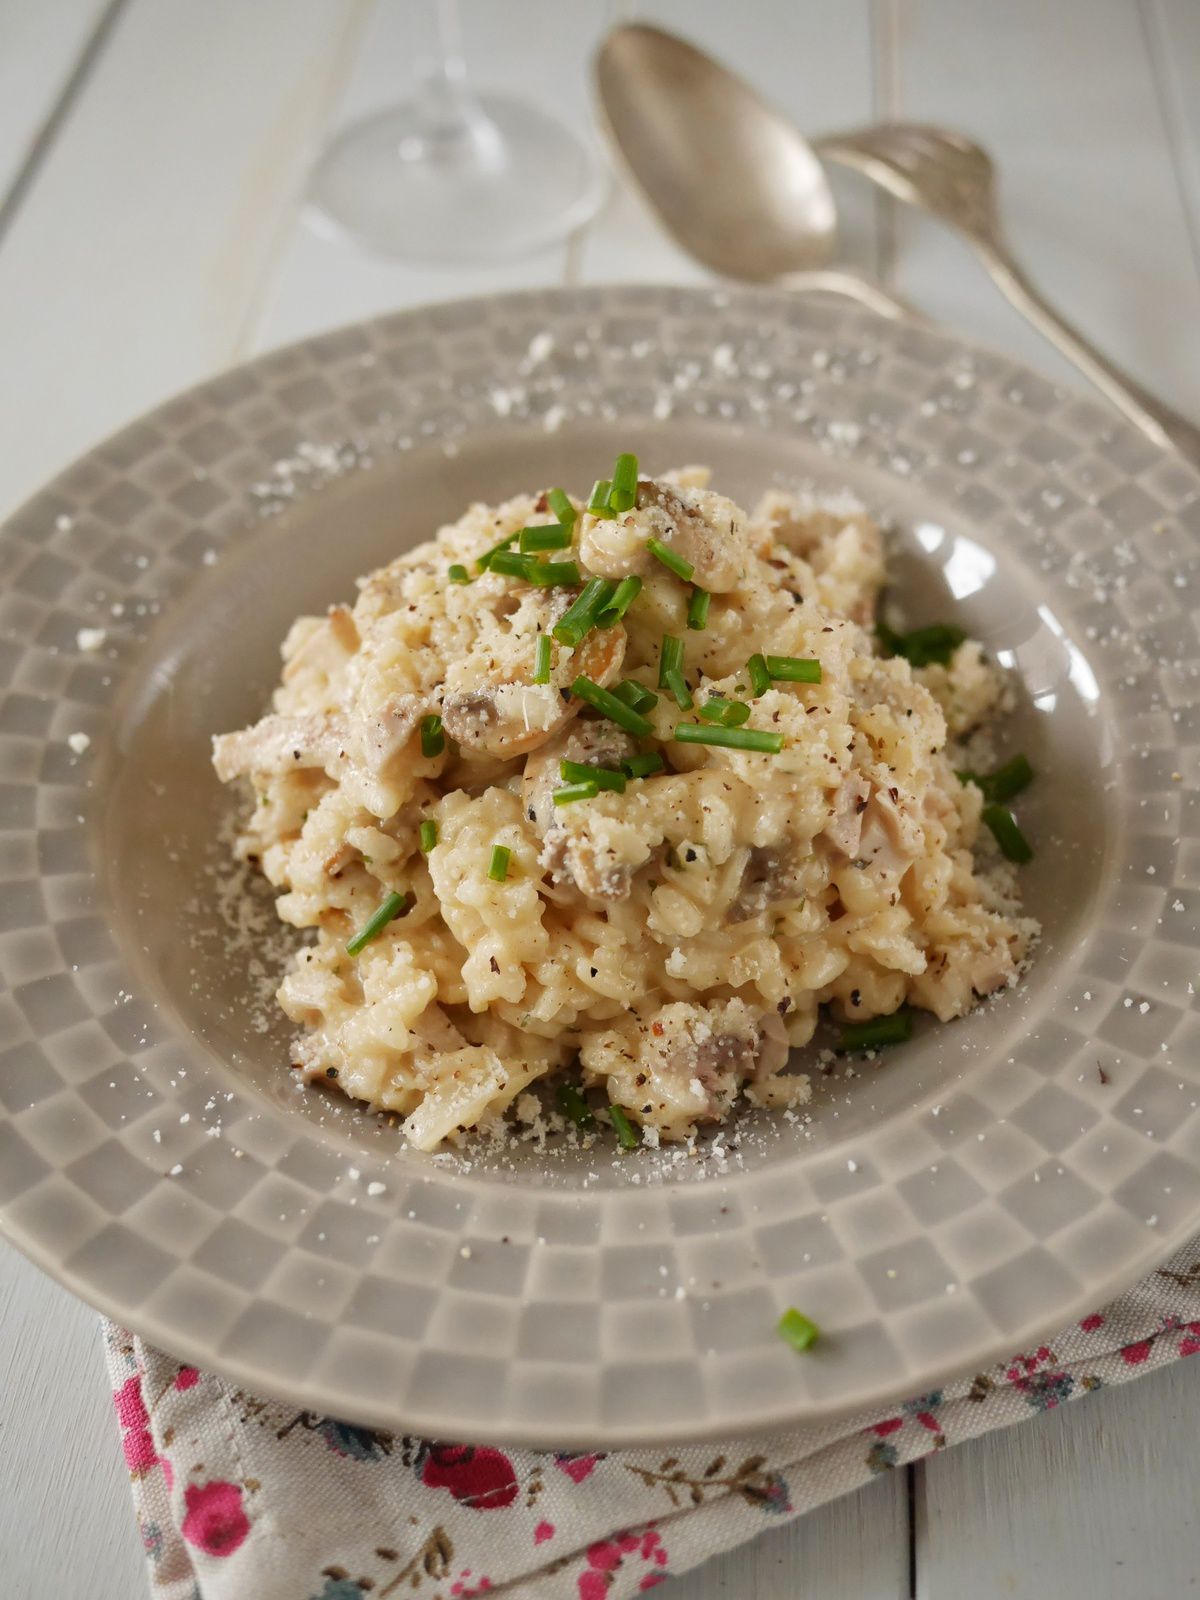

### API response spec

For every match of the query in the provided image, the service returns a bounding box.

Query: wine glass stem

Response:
[402,0,501,170]
[435,0,466,82]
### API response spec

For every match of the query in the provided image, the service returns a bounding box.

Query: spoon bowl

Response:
[595,24,908,320]
[595,24,837,282]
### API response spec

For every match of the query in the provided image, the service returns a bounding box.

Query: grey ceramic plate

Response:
[2,285,1199,1448]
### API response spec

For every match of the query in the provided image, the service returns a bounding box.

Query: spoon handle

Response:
[974,242,1200,465]
[778,269,914,323]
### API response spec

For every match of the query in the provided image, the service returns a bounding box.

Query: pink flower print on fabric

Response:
[174,1365,199,1390]
[577,1531,668,1597]
[122,1426,158,1477]
[449,1572,492,1597]
[181,1480,251,1557]
[420,1443,519,1511]
[113,1373,158,1479]
[555,1451,603,1484]
[1120,1339,1153,1365]
[534,1521,555,1545]
[114,1373,148,1431]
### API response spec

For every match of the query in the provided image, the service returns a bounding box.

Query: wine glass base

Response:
[306,94,604,263]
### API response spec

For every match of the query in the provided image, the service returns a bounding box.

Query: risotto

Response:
[213,458,1037,1150]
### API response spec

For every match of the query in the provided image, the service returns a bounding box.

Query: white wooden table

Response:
[2,1,1198,1594]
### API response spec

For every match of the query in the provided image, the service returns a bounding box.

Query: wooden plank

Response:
[578,0,882,286]
[1145,0,1200,278]
[252,0,617,353]
[917,1361,1200,1599]
[660,1473,909,1599]
[0,0,368,513]
[0,1251,146,1599]
[0,0,113,209]
[885,0,1200,415]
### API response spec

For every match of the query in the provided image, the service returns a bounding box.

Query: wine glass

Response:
[306,0,603,262]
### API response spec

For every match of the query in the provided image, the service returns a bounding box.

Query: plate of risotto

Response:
[2,285,1197,1447]
[214,454,1036,1153]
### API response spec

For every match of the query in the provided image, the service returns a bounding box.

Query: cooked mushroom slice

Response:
[362,695,426,774]
[580,476,746,592]
[820,770,871,860]
[584,998,794,1136]
[442,609,626,759]
[401,1005,543,1149]
[857,785,923,875]
[212,712,351,783]
[728,844,809,922]
[214,700,426,787]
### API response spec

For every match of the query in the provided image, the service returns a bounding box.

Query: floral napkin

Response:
[104,1237,1200,1600]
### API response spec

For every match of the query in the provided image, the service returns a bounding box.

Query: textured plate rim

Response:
[1,283,1198,1447]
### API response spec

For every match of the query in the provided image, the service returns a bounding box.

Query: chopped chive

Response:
[959,754,1034,805]
[609,452,639,513]
[525,560,582,587]
[488,845,511,882]
[982,804,1033,863]
[476,531,519,571]
[623,751,665,780]
[553,780,600,805]
[876,621,904,654]
[561,758,625,793]
[487,551,582,585]
[765,654,822,684]
[419,820,438,853]
[985,754,1034,804]
[698,697,751,727]
[554,577,618,647]
[533,633,553,684]
[874,620,903,656]
[674,722,783,754]
[746,653,771,696]
[420,714,444,758]
[905,622,967,667]
[597,575,642,627]
[878,621,966,668]
[687,587,711,630]
[664,666,693,711]
[838,1010,913,1053]
[557,1082,595,1128]
[587,478,613,514]
[448,563,470,584]
[613,679,658,713]
[346,891,409,957]
[646,536,695,582]
[570,675,653,737]
[486,549,581,584]
[487,549,536,579]
[609,1104,640,1149]
[658,634,684,689]
[777,1307,820,1352]
[546,488,577,528]
[519,522,572,553]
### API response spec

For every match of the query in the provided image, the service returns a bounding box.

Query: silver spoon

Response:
[816,123,1200,463]
[594,24,909,322]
